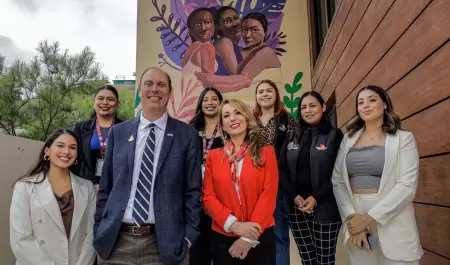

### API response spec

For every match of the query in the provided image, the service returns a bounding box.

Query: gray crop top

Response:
[346,145,385,189]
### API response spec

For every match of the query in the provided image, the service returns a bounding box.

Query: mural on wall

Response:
[136,0,308,121]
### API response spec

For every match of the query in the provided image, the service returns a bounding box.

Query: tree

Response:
[0,57,34,136]
[0,40,108,140]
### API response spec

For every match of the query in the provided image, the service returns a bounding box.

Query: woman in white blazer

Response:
[332,85,423,265]
[10,129,96,265]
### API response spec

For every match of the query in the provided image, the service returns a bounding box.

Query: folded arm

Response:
[215,38,239,75]
[10,182,56,265]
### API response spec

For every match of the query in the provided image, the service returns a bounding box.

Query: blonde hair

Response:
[219,99,263,167]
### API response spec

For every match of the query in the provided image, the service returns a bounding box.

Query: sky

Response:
[0,0,137,81]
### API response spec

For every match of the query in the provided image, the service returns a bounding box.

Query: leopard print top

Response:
[257,114,297,146]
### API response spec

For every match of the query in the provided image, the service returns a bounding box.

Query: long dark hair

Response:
[242,12,268,33]
[215,6,239,36]
[187,7,216,42]
[90,85,120,119]
[291,91,332,144]
[14,130,79,185]
[190,87,223,131]
[346,85,401,136]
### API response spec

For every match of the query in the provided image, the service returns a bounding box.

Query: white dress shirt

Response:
[123,113,168,224]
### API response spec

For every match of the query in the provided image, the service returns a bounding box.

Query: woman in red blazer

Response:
[203,98,278,265]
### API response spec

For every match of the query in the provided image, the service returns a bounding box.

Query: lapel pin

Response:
[316,144,327,150]
[167,133,173,137]
[128,135,135,142]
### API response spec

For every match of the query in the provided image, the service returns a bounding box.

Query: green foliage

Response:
[117,89,136,120]
[0,40,109,140]
[0,59,33,136]
[283,72,303,118]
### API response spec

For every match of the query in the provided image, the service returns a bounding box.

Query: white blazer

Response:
[10,172,96,265]
[332,129,423,261]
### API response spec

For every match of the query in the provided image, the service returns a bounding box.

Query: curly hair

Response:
[346,85,401,136]
[219,99,263,167]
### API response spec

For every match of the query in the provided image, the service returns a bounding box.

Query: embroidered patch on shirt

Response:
[316,144,327,150]
[288,142,299,150]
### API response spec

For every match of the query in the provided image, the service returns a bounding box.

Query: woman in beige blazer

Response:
[332,86,423,265]
[10,129,96,265]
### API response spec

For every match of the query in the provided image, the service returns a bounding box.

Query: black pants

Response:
[289,207,341,265]
[210,227,275,265]
[189,210,213,265]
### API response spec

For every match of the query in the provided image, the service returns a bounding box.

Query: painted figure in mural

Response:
[182,7,217,76]
[214,6,244,76]
[195,12,282,95]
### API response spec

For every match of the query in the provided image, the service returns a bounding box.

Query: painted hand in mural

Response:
[194,71,252,93]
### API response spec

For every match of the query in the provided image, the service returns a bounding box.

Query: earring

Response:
[43,154,49,161]
[74,159,78,165]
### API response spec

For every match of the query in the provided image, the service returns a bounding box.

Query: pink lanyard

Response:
[202,125,219,163]
[96,120,114,156]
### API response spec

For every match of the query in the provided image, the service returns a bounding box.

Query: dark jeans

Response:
[189,209,213,265]
[210,227,276,265]
[274,190,290,265]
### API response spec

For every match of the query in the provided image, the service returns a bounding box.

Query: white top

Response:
[10,173,96,265]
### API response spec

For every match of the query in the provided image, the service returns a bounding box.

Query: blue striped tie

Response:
[132,123,155,226]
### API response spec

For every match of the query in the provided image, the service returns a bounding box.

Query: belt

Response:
[121,223,156,236]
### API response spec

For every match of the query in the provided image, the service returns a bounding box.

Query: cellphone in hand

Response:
[362,233,377,250]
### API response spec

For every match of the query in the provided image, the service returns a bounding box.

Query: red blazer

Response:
[203,146,278,238]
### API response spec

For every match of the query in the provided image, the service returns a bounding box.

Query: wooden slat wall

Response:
[310,0,450,263]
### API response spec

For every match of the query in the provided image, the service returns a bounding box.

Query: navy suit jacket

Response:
[93,116,203,265]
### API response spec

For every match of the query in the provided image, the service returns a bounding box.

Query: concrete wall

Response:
[0,134,43,264]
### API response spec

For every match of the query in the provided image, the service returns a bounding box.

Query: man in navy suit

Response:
[93,67,202,265]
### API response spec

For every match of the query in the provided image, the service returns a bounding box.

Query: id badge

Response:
[201,164,205,179]
[95,158,105,176]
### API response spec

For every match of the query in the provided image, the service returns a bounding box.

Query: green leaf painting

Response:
[283,72,303,118]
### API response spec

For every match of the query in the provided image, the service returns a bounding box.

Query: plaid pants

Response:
[288,207,341,265]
